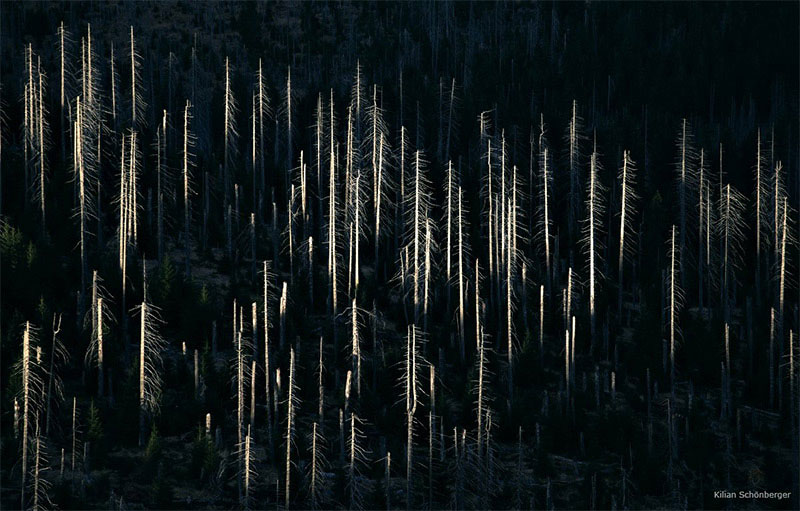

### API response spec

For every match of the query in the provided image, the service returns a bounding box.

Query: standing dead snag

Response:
[240,425,256,510]
[428,363,436,507]
[752,128,769,299]
[474,320,494,506]
[423,216,435,331]
[367,85,392,273]
[617,150,638,316]
[536,139,553,290]
[262,261,275,453]
[774,186,792,345]
[96,297,104,396]
[45,313,66,437]
[155,110,166,263]
[73,94,98,321]
[483,129,496,292]
[223,56,238,205]
[231,300,254,499]
[347,150,369,294]
[128,26,145,126]
[309,420,327,509]
[667,226,683,396]
[251,92,258,223]
[56,22,71,161]
[285,66,294,171]
[583,149,606,354]
[71,396,78,477]
[16,322,44,509]
[285,347,298,509]
[444,160,455,313]
[385,451,392,510]
[24,49,50,237]
[351,298,362,399]
[183,100,194,277]
[565,100,585,247]
[347,412,368,510]
[696,149,707,310]
[137,302,166,446]
[770,308,777,407]
[717,183,746,323]
[723,323,732,417]
[456,186,470,361]
[280,282,288,349]
[326,90,340,342]
[505,191,515,400]
[250,356,257,430]
[117,130,140,342]
[86,277,111,398]
[31,420,54,511]
[674,120,697,289]
[256,59,270,221]
[406,150,432,324]
[402,325,425,509]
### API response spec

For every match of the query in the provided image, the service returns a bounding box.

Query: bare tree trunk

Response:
[285,348,296,510]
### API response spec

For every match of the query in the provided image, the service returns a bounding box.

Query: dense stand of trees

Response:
[1,2,799,510]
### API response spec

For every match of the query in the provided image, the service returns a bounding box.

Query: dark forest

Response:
[1,2,799,509]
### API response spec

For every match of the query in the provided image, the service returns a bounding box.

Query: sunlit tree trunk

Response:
[285,347,296,510]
